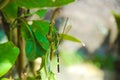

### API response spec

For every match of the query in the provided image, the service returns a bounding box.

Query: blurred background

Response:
[51,0,120,80]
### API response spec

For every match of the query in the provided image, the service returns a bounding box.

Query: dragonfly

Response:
[54,17,85,72]
[49,8,85,73]
[54,17,72,72]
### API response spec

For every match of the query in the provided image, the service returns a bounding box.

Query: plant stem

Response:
[47,8,60,60]
[17,7,25,79]
[9,19,17,41]
[48,8,60,36]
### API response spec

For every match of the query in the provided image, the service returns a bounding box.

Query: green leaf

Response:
[0,42,19,77]
[20,21,36,60]
[15,0,75,8]
[25,39,45,60]
[112,12,120,33]
[32,20,50,50]
[21,21,45,60]
[39,49,51,80]
[2,1,18,19]
[26,77,36,80]
[49,72,56,80]
[25,40,37,60]
[45,49,51,74]
[35,9,47,18]
[34,30,49,51]
[0,0,9,9]
[1,78,9,80]
[36,41,46,57]
[59,34,85,46]
[32,20,49,35]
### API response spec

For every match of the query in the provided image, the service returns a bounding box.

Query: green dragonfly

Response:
[53,17,85,72]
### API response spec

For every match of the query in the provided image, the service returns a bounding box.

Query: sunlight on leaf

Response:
[49,72,56,80]
[0,42,19,77]
[59,33,85,46]
[1,78,9,80]
[15,0,75,8]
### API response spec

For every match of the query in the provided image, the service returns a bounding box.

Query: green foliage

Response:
[0,0,9,9]
[39,49,55,80]
[1,78,9,80]
[2,1,18,19]
[104,54,115,70]
[0,42,19,77]
[21,20,46,60]
[112,12,120,33]
[26,77,36,80]
[35,9,47,18]
[91,53,115,71]
[59,33,85,47]
[59,33,82,43]
[32,20,50,50]
[15,0,74,8]
[49,72,56,80]
[0,0,77,79]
